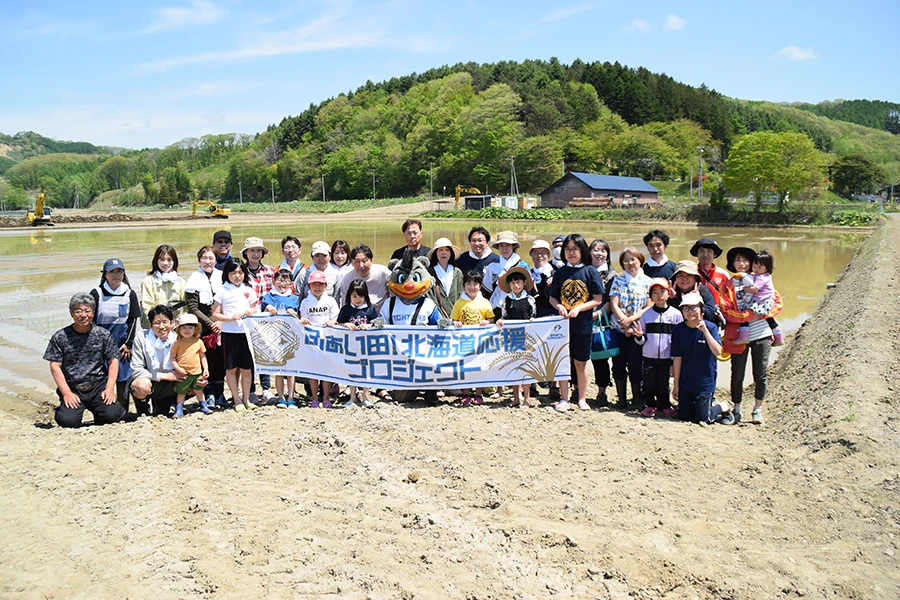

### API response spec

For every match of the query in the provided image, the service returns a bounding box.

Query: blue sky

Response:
[1,0,897,149]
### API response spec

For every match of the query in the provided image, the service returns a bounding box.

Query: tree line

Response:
[1,58,898,211]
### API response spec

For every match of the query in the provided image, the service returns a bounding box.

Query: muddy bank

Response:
[0,220,898,599]
[0,201,433,230]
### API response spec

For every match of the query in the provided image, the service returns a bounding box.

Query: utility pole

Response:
[322,174,326,202]
[697,147,705,203]
[429,162,434,208]
[271,180,275,204]
[689,165,693,200]
[238,181,242,205]
[508,156,519,196]
[75,188,79,209]
[891,162,896,204]
[372,170,377,204]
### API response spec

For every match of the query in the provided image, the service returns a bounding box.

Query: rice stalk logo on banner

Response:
[242,316,570,389]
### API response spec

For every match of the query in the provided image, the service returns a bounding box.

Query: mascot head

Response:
[386,249,433,302]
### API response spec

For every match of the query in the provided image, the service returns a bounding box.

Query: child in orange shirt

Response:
[171,314,210,418]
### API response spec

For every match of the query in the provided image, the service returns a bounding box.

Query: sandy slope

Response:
[1,219,898,599]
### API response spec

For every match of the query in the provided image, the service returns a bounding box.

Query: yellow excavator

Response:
[26,193,54,226]
[192,200,231,218]
[454,185,482,209]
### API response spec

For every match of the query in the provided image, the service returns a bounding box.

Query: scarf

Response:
[280,258,304,279]
[102,281,129,295]
[145,328,174,373]
[624,267,645,283]
[467,247,493,260]
[532,264,553,279]
[433,263,455,294]
[501,252,522,271]
[187,268,216,305]
[154,270,180,283]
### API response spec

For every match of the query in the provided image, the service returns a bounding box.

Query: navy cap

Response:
[103,258,125,271]
[213,230,232,243]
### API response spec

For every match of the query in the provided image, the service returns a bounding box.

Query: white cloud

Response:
[137,7,389,73]
[773,45,819,61]
[145,0,228,33]
[664,14,685,31]
[537,4,597,25]
[624,18,652,33]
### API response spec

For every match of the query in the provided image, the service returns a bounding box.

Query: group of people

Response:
[44,221,783,428]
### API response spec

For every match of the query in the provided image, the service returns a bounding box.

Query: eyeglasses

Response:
[681,305,701,311]
[72,309,93,315]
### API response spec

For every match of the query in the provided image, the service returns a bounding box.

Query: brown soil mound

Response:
[0,220,897,599]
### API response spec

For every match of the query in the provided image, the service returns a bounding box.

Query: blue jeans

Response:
[677,390,722,424]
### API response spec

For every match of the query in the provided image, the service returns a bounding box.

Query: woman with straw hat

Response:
[426,237,463,319]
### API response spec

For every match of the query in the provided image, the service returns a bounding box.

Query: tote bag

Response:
[590,309,620,360]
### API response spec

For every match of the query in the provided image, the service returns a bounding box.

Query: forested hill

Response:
[273,59,734,150]
[791,99,900,134]
[0,131,122,175]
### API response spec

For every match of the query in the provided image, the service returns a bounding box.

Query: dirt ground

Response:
[1,218,898,599]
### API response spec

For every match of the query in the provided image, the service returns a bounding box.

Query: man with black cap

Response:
[212,230,232,270]
[689,237,729,305]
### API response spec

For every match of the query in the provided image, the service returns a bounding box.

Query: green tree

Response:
[605,128,679,180]
[158,180,175,206]
[724,131,824,212]
[141,173,160,204]
[831,153,886,198]
[515,135,565,192]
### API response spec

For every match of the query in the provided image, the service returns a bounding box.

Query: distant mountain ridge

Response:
[0,131,125,175]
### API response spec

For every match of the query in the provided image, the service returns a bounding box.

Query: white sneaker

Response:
[261,390,276,404]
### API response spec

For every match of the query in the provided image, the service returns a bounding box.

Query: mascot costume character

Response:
[372,249,451,403]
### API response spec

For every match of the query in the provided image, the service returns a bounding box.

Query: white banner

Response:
[241,315,571,389]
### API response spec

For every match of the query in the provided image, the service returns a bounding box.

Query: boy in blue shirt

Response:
[671,293,733,424]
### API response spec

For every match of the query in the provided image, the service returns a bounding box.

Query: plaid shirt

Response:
[609,272,652,328]
[246,264,275,305]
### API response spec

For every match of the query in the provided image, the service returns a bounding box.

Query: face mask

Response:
[552,247,562,261]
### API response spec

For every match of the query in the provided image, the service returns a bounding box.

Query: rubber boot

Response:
[199,397,213,414]
[630,379,643,411]
[614,379,628,410]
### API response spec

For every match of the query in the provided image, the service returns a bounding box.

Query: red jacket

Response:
[720,277,783,356]
[698,263,730,306]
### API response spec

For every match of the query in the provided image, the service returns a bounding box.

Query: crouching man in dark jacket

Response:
[44,292,125,428]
